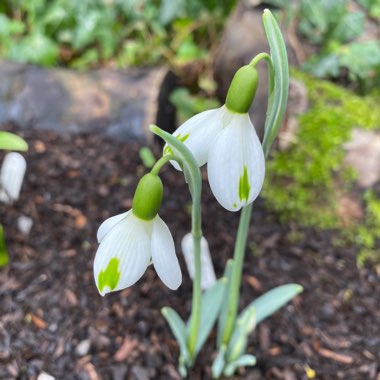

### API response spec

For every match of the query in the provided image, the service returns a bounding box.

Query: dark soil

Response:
[0,124,379,380]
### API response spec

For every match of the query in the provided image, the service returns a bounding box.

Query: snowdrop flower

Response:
[165,65,265,212]
[94,173,182,295]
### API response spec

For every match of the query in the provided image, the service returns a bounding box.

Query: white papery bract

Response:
[166,105,265,211]
[94,210,182,295]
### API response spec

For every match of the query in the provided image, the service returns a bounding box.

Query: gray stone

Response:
[75,339,91,357]
[17,215,33,235]
[0,60,167,142]
[344,129,380,188]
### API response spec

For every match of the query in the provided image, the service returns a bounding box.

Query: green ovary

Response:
[239,165,251,203]
[98,257,121,293]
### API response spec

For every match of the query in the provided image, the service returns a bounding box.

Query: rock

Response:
[0,60,167,142]
[278,78,308,150]
[344,129,380,188]
[37,373,55,380]
[75,339,91,357]
[17,215,33,235]
[213,1,297,136]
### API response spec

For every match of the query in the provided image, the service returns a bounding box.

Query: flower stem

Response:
[249,52,271,68]
[219,53,274,346]
[221,203,253,344]
[150,155,175,176]
[187,175,202,359]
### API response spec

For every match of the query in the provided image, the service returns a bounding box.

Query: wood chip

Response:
[64,289,78,306]
[317,347,354,364]
[33,140,46,153]
[114,337,139,362]
[30,314,47,329]
[245,275,262,291]
[75,214,87,229]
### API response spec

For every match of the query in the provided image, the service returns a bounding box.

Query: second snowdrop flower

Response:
[165,65,265,212]
[94,173,182,295]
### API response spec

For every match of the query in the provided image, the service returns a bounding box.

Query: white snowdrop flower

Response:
[165,65,265,212]
[94,174,181,295]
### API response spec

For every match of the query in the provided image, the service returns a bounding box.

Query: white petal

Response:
[94,213,151,295]
[151,215,182,290]
[97,211,130,243]
[207,113,265,211]
[164,107,225,170]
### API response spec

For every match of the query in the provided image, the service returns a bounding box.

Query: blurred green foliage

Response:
[263,70,380,264]
[263,70,380,227]
[265,0,380,93]
[170,87,221,124]
[355,190,380,265]
[0,0,236,68]
[0,225,9,267]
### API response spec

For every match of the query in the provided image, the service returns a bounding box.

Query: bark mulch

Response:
[0,124,379,380]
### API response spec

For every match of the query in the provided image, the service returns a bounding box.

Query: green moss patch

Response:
[263,70,380,229]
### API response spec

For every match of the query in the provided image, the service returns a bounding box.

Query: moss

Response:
[355,190,380,266]
[263,70,380,228]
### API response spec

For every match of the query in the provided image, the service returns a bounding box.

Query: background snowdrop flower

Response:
[94,173,182,295]
[165,65,265,212]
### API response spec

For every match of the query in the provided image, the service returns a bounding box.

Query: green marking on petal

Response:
[164,145,173,155]
[163,133,190,156]
[98,257,121,293]
[238,165,251,203]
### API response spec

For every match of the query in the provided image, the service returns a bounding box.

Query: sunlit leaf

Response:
[0,132,28,151]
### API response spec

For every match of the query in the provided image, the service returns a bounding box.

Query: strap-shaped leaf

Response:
[193,277,227,355]
[262,9,289,157]
[245,283,303,325]
[224,354,257,377]
[161,307,190,363]
[216,259,234,347]
[211,344,227,379]
[226,306,256,362]
[0,131,28,151]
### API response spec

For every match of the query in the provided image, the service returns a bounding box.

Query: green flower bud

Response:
[132,173,163,220]
[225,65,259,114]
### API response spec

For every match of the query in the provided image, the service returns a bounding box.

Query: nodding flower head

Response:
[164,65,265,212]
[94,173,182,295]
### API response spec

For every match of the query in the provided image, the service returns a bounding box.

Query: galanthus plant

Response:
[0,131,28,267]
[93,10,303,378]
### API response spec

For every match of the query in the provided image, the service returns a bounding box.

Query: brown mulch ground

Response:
[0,124,379,380]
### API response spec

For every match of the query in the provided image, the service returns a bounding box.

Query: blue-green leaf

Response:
[332,11,365,42]
[193,277,227,355]
[224,354,257,376]
[211,344,227,379]
[300,0,327,33]
[0,132,28,152]
[226,306,256,362]
[161,307,190,363]
[246,283,303,325]
[216,259,234,348]
[262,9,289,157]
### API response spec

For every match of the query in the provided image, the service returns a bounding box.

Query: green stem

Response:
[220,64,273,342]
[249,52,271,67]
[221,203,253,344]
[148,125,203,365]
[188,188,202,358]
[151,155,175,176]
[250,52,275,98]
